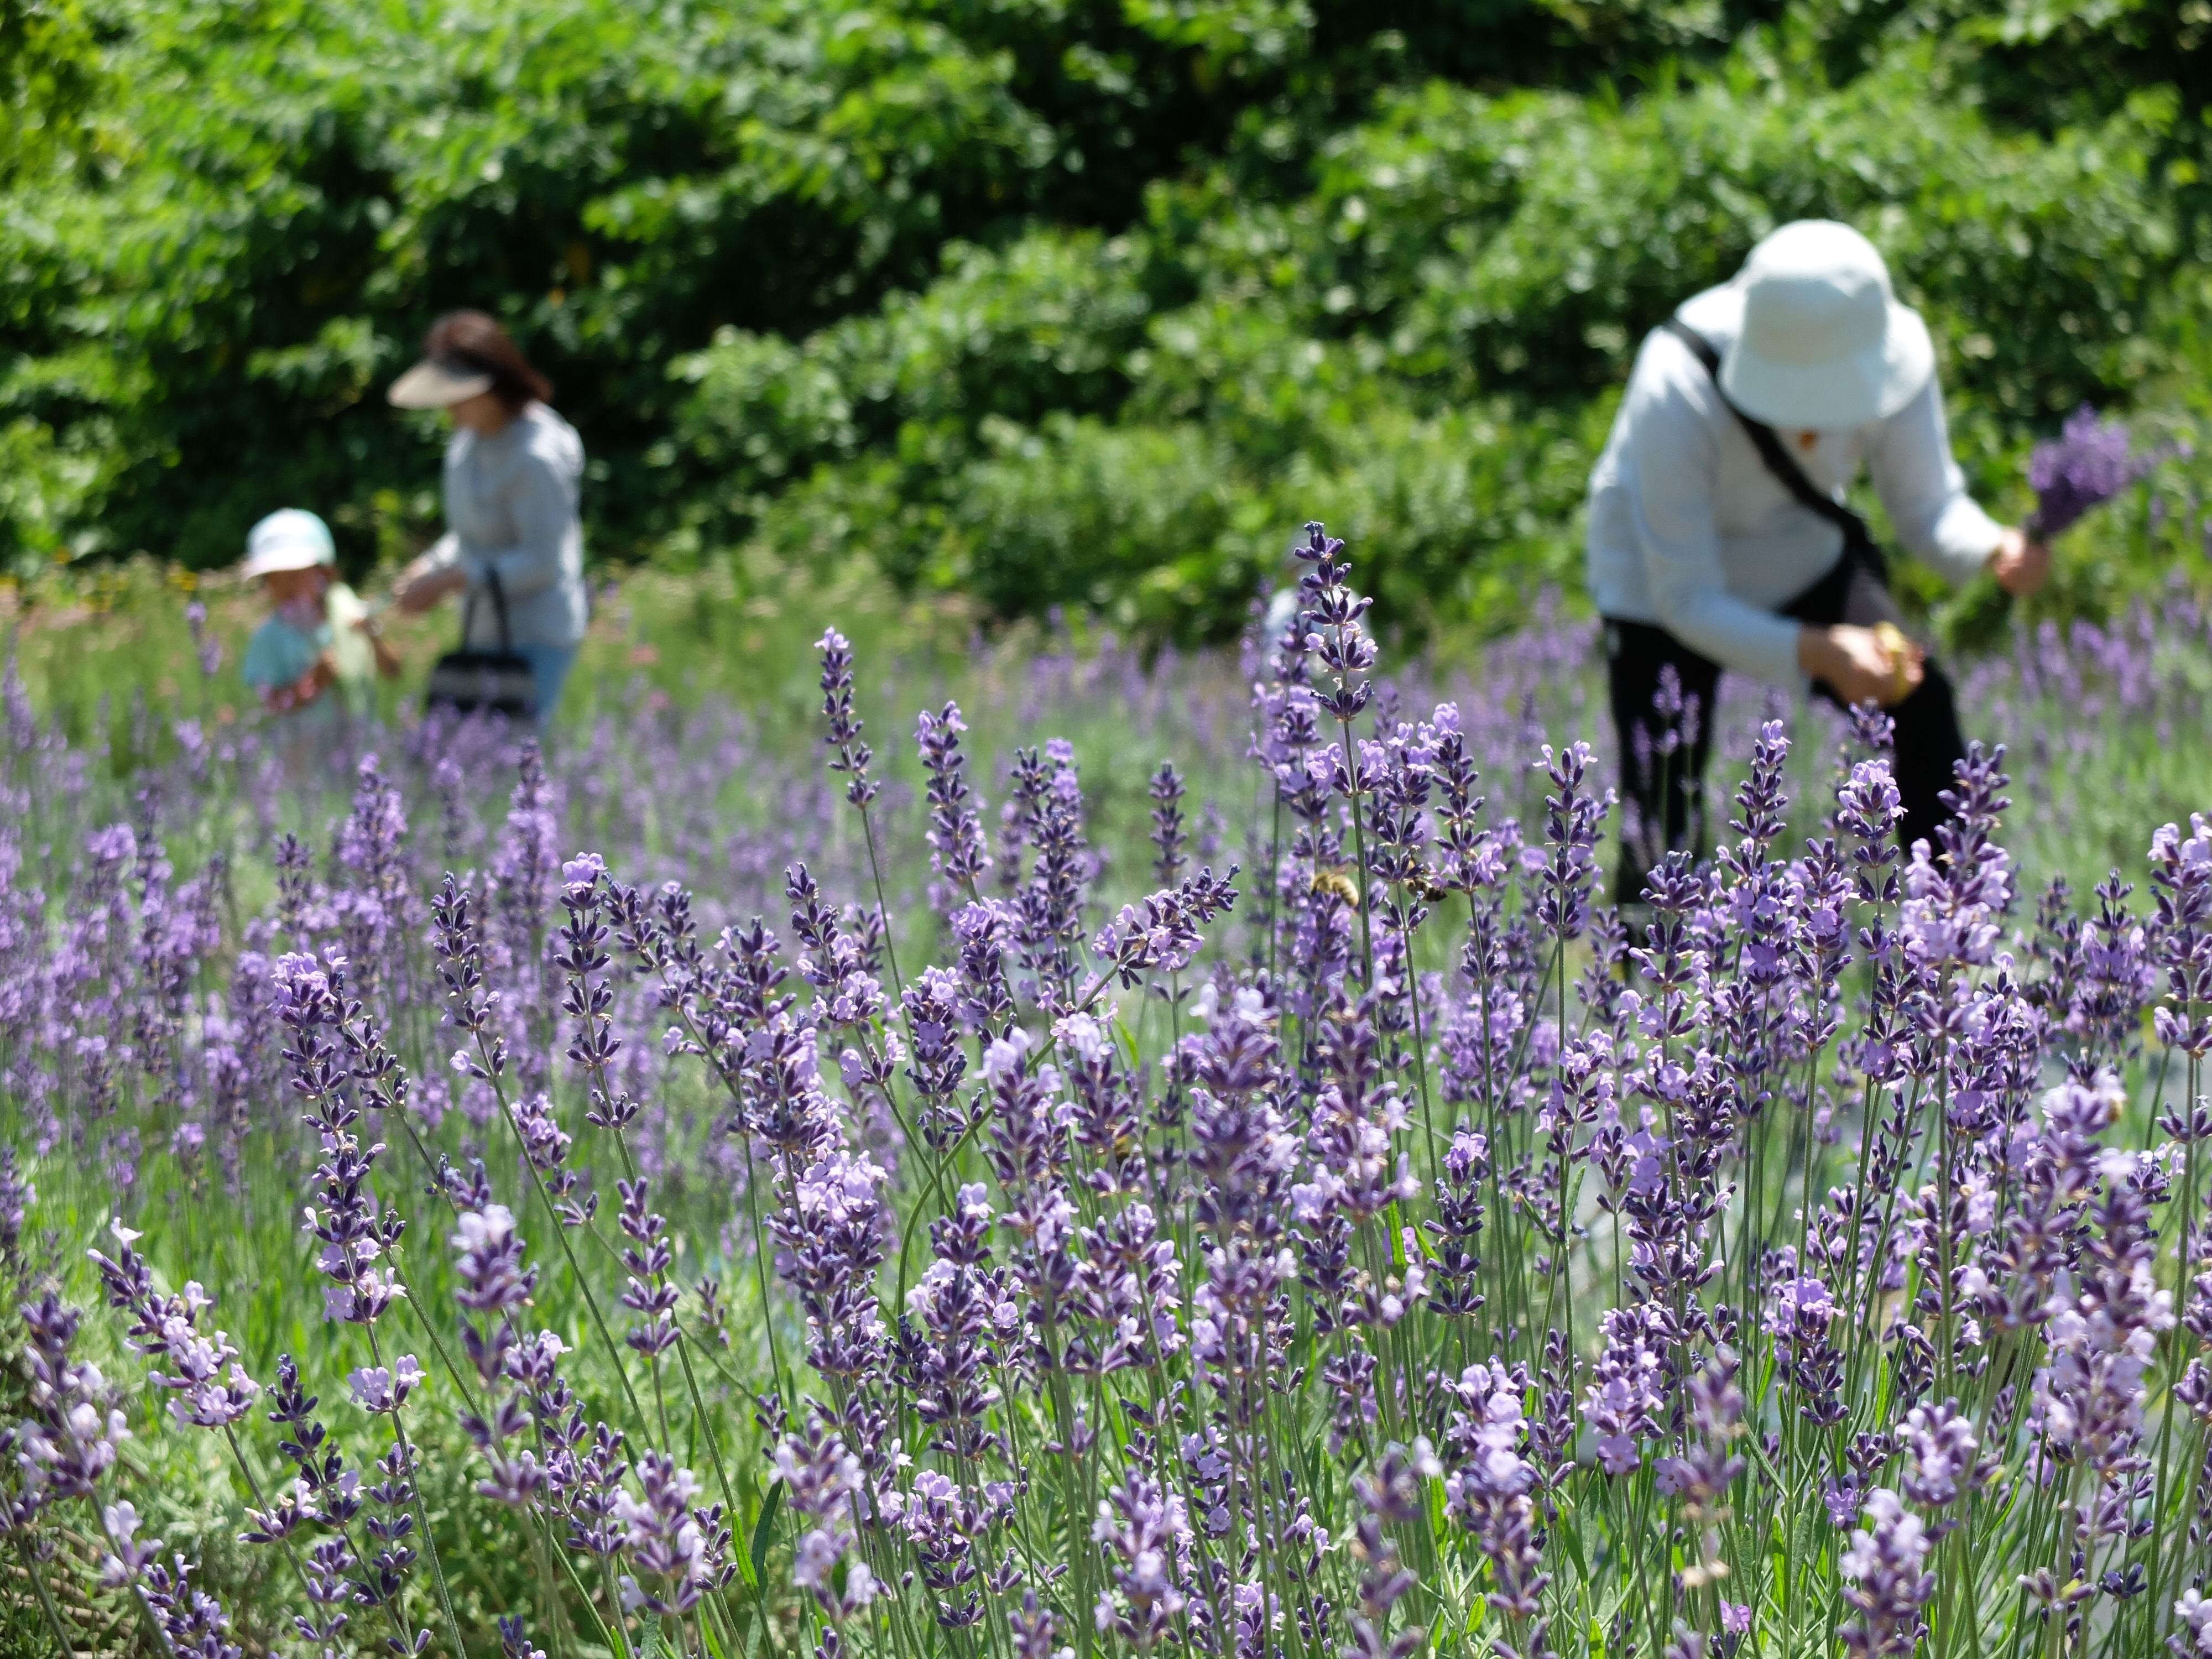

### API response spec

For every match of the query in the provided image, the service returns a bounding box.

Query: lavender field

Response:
[4,533,2212,1659]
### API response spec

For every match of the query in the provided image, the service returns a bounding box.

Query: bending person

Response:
[388,311,588,719]
[1585,220,2047,902]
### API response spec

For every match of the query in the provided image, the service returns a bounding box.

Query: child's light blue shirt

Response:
[241,613,329,691]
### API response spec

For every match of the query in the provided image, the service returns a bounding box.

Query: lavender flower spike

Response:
[2026,405,2170,540]
[919,701,992,906]
[817,628,881,810]
[1839,1490,1934,1657]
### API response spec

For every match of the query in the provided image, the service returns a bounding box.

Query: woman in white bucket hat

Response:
[1585,219,2048,900]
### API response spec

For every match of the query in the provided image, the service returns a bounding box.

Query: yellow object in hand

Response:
[1871,621,1914,706]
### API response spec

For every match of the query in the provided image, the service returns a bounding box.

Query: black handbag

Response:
[424,567,539,718]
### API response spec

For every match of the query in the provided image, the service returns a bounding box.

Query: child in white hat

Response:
[238,509,398,718]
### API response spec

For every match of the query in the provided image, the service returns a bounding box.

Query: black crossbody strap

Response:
[1658,317,1884,576]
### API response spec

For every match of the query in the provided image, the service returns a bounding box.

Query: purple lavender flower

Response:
[2029,1135,2174,1475]
[774,1411,878,1620]
[0,1147,29,1264]
[919,702,991,909]
[1446,1365,1551,1644]
[9,1293,129,1516]
[896,1466,994,1629]
[616,1176,681,1358]
[894,1180,1015,1462]
[348,1356,425,1416]
[1837,757,1903,906]
[1344,1439,1439,1659]
[448,1203,550,1509]
[88,1220,261,1430]
[299,1535,363,1652]
[1838,1490,1934,1657]
[249,1352,361,1547]
[1086,865,1240,997]
[1012,741,1095,1010]
[185,599,223,680]
[20,498,2212,1659]
[1149,760,1188,887]
[770,1147,891,1384]
[1532,740,1608,946]
[2174,1590,2212,1658]
[951,899,1017,1031]
[1294,521,1376,726]
[1425,1126,1490,1320]
[1897,1399,1981,1509]
[499,1613,549,1659]
[2150,813,2212,1056]
[275,953,408,1329]
[557,849,640,1139]
[1580,1308,1667,1475]
[817,629,881,811]
[2026,405,2166,540]
[331,755,414,997]
[6,1289,263,1659]
[616,1451,710,1616]
[1655,1354,1747,1510]
[1092,1467,1190,1649]
[1900,745,2013,964]
[137,1553,244,1659]
[1013,1590,1071,1659]
[1068,1198,1183,1372]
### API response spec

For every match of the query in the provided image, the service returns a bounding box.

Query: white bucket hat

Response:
[1720,220,1934,431]
[242,508,336,578]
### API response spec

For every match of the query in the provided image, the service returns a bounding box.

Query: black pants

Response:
[1604,557,1965,904]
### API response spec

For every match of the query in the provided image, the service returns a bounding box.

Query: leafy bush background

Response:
[3,0,2209,642]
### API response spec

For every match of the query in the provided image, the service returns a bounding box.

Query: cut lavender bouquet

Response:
[2026,403,2178,539]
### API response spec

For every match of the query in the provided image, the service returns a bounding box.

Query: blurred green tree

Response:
[0,0,2203,641]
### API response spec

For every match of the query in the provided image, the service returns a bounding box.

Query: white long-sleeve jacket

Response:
[1585,281,2002,684]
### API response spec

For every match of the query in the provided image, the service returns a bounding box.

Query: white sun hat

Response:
[1719,220,1935,431]
[242,508,337,578]
[387,356,495,409]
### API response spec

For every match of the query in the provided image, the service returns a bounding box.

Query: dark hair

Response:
[422,310,552,411]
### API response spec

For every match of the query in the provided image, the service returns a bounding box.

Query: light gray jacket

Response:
[422,403,589,649]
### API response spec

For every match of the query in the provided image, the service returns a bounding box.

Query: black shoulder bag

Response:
[1659,317,1889,586]
[425,567,539,719]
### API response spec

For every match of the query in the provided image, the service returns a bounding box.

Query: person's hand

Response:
[267,656,336,714]
[394,564,467,614]
[1988,526,2051,598]
[1799,622,1923,708]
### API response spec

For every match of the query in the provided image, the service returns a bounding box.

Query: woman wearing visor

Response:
[1585,220,2049,902]
[388,311,589,718]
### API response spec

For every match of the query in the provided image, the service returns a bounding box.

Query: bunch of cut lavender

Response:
[2026,404,2174,539]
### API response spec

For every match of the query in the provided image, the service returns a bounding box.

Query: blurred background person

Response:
[1585,219,2049,903]
[238,507,396,722]
[388,311,588,719]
